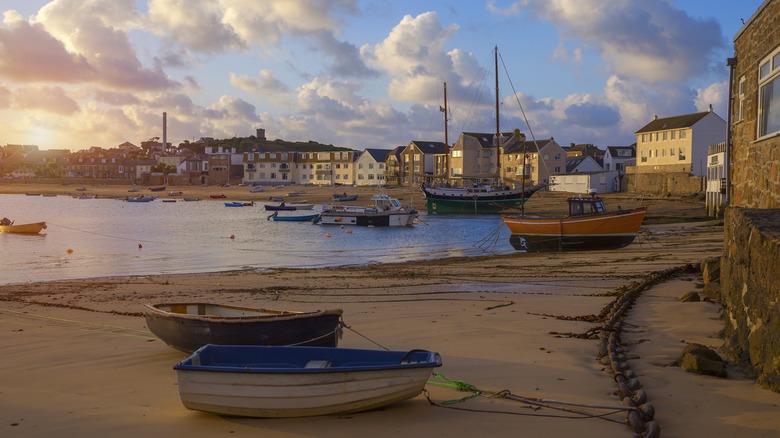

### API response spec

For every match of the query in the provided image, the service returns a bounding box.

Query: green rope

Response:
[427,372,482,405]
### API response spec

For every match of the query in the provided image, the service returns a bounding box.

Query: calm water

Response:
[0,194,515,285]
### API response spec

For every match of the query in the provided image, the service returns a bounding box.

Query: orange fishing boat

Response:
[0,221,47,234]
[501,192,646,252]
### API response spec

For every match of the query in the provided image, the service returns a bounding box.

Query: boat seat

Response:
[239,363,300,369]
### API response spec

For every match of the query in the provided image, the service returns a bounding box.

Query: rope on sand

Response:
[425,372,632,423]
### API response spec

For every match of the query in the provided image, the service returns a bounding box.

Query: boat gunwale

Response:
[143,303,343,323]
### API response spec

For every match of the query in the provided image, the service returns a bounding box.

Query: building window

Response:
[680,130,686,139]
[758,48,780,137]
[737,76,746,122]
[678,148,686,160]
[641,151,647,162]
[662,131,667,141]
[671,130,676,140]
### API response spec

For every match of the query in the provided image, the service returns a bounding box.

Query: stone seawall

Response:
[721,207,780,392]
[625,171,703,195]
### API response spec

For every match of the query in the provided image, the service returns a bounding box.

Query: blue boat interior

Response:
[174,345,442,373]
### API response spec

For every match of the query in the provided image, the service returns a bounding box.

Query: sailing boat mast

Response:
[494,46,501,180]
[443,81,449,186]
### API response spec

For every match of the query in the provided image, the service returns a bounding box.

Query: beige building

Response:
[502,137,566,186]
[634,109,726,176]
[450,131,523,184]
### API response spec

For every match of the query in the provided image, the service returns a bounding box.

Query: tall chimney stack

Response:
[162,112,167,151]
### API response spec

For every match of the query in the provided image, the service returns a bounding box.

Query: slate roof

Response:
[363,148,392,162]
[606,146,636,158]
[635,111,711,134]
[463,131,518,148]
[503,138,554,154]
[409,141,448,154]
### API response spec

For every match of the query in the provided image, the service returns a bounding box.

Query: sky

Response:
[0,0,766,151]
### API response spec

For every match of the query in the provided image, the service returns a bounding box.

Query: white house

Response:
[603,145,636,173]
[550,171,621,194]
[566,155,603,174]
[355,148,390,186]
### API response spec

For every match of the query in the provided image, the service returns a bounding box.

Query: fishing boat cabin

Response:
[567,193,608,217]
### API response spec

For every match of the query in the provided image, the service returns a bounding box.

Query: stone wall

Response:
[624,169,704,195]
[721,208,780,392]
[731,0,780,209]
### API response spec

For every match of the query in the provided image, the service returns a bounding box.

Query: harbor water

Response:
[0,194,515,286]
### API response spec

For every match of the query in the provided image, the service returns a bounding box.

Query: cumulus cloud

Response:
[13,85,79,115]
[563,102,621,128]
[32,0,174,90]
[0,18,95,83]
[695,81,727,113]
[230,70,290,94]
[147,0,244,53]
[492,0,724,83]
[364,12,461,102]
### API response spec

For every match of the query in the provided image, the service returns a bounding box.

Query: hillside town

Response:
[1,108,728,217]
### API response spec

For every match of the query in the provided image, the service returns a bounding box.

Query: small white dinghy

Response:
[173,345,442,417]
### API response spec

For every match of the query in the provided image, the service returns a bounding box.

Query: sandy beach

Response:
[2,183,779,437]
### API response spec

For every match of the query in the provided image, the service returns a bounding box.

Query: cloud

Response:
[147,0,244,53]
[364,12,461,102]
[0,18,95,83]
[230,70,290,94]
[32,0,175,90]
[493,0,725,83]
[13,86,79,115]
[563,102,621,128]
[695,81,727,113]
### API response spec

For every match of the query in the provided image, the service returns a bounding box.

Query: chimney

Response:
[709,104,713,112]
[162,112,167,151]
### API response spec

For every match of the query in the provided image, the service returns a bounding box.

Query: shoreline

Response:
[3,182,778,436]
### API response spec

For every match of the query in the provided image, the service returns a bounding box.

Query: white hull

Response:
[176,366,433,417]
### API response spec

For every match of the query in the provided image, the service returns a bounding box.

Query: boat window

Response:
[595,201,606,213]
[570,202,583,215]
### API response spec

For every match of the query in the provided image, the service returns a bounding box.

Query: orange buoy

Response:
[345,229,352,234]
[325,233,331,238]
[138,244,142,249]
[66,248,74,254]
[230,235,235,239]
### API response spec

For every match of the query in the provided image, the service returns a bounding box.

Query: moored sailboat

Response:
[421,47,543,214]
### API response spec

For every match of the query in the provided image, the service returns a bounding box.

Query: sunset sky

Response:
[0,0,765,151]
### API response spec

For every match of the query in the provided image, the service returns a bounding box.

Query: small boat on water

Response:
[169,191,183,196]
[143,303,344,353]
[210,194,227,199]
[225,201,255,207]
[264,203,298,211]
[0,221,47,234]
[183,198,201,202]
[248,186,265,193]
[150,186,167,192]
[126,195,157,202]
[173,345,442,418]
[318,194,418,227]
[501,191,648,252]
[332,193,358,202]
[162,199,177,203]
[268,196,285,202]
[268,212,320,222]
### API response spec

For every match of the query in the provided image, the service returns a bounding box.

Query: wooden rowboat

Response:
[0,222,47,234]
[143,303,343,353]
[173,345,442,418]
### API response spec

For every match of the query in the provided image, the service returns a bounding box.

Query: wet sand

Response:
[1,183,778,437]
